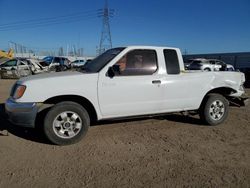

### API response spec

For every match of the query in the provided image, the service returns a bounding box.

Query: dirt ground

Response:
[0,79,249,188]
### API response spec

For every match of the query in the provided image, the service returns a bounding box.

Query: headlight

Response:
[13,85,26,99]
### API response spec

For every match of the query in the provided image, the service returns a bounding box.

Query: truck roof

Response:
[124,45,180,50]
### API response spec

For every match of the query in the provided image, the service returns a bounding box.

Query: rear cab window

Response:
[163,49,180,74]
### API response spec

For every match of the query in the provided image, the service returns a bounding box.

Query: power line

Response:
[0,16,98,31]
[0,9,97,27]
[0,10,98,31]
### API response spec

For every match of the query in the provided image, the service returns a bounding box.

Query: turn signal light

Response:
[13,85,26,99]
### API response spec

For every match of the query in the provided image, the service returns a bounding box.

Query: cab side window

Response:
[215,61,223,65]
[164,49,180,74]
[210,60,216,64]
[114,49,157,76]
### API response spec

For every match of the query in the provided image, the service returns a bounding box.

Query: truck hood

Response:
[16,71,99,103]
[19,71,85,82]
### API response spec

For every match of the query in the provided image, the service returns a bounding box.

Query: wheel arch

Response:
[203,67,211,71]
[199,87,236,109]
[40,95,98,123]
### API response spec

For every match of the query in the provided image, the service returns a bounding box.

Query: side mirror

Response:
[107,65,121,78]
[112,64,120,73]
[107,66,115,78]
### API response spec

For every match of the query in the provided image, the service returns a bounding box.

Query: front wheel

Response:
[199,94,229,125]
[43,101,90,145]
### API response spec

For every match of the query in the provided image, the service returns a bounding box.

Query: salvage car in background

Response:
[41,56,71,71]
[0,58,49,79]
[0,58,32,79]
[19,58,49,74]
[188,58,235,71]
[71,59,86,68]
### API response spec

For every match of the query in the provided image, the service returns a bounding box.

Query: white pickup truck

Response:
[5,46,248,145]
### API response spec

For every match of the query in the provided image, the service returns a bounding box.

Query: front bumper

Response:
[5,98,38,128]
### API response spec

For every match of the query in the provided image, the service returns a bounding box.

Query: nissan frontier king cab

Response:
[5,46,248,145]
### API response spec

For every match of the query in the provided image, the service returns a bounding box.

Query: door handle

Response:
[152,80,161,84]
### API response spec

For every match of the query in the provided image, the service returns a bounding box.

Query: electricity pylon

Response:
[98,0,114,55]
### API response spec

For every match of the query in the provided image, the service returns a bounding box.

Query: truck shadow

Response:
[0,103,204,144]
[0,103,50,144]
[95,113,204,127]
[161,114,204,125]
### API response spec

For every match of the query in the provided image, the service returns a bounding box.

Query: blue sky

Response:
[0,0,249,56]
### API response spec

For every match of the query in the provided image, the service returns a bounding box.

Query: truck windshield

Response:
[81,47,125,73]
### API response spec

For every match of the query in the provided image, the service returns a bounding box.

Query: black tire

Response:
[43,101,90,145]
[199,93,229,125]
[204,68,211,71]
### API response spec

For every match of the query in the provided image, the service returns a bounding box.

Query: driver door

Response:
[98,49,163,118]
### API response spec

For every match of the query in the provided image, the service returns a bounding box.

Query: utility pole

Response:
[184,49,188,55]
[58,47,64,56]
[98,0,114,55]
[9,41,18,57]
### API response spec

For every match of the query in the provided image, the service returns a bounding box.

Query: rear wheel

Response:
[199,94,229,125]
[204,68,211,71]
[43,101,90,145]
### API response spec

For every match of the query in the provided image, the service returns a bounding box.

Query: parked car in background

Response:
[18,58,49,74]
[184,59,194,70]
[0,58,32,79]
[188,58,235,71]
[71,59,86,68]
[41,56,71,71]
